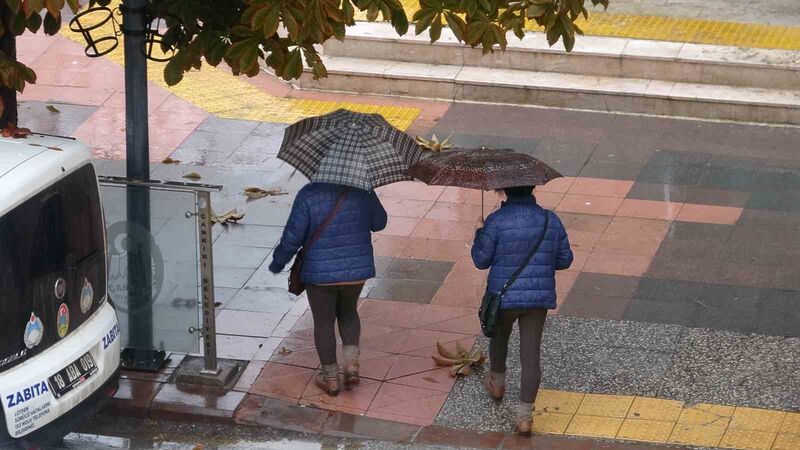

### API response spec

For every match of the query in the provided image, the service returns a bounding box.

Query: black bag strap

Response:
[303,187,351,254]
[498,210,550,297]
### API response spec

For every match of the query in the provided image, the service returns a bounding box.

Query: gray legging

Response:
[489,308,548,403]
[306,284,364,366]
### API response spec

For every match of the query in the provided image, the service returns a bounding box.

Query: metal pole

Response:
[122,0,155,361]
[196,191,219,374]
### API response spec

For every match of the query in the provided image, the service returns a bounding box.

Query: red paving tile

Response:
[372,235,408,257]
[301,375,381,413]
[616,199,683,221]
[359,300,426,329]
[583,252,653,277]
[369,383,449,425]
[557,194,624,216]
[565,250,591,272]
[537,192,565,209]
[418,313,482,335]
[568,178,634,198]
[539,176,576,194]
[593,232,664,257]
[21,84,115,106]
[249,363,316,401]
[416,304,476,328]
[566,231,603,253]
[376,217,421,237]
[604,216,671,236]
[377,182,445,201]
[355,354,398,381]
[389,367,457,393]
[400,237,471,262]
[385,354,439,380]
[404,335,477,358]
[383,199,435,218]
[425,202,485,222]
[676,203,743,225]
[400,329,474,355]
[366,410,433,426]
[412,218,478,241]
[360,328,413,354]
[438,187,502,206]
[431,282,483,308]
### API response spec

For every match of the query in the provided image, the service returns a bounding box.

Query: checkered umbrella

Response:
[278,109,422,191]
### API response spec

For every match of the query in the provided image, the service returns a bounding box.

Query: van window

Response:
[0,163,106,372]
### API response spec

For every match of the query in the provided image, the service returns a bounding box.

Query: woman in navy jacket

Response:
[269,182,387,396]
[472,185,573,435]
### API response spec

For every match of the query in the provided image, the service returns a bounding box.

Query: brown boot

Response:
[342,345,360,389]
[315,364,340,397]
[515,417,533,437]
[483,372,505,401]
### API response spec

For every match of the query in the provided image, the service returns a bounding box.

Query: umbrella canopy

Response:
[278,109,422,191]
[407,147,562,191]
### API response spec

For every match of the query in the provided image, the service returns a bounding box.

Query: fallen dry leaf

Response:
[243,186,287,200]
[46,105,60,113]
[277,347,292,356]
[211,208,245,225]
[162,156,181,164]
[183,172,202,180]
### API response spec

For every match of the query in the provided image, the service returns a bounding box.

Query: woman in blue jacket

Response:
[269,183,388,396]
[472,185,573,436]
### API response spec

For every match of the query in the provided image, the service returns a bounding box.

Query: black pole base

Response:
[121,347,170,372]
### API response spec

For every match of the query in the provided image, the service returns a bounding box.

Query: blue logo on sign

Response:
[102,324,120,350]
[5,382,48,408]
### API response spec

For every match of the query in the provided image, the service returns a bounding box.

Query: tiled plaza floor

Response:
[15,26,800,450]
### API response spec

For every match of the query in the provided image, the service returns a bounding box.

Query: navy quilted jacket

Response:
[269,183,387,285]
[472,196,573,310]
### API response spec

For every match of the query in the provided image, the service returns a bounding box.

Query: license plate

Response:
[48,353,98,398]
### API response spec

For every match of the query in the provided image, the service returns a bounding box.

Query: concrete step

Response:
[323,22,800,90]
[297,56,800,125]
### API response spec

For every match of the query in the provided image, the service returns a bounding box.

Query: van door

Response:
[0,164,107,372]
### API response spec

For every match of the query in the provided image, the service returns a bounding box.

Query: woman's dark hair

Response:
[496,186,534,198]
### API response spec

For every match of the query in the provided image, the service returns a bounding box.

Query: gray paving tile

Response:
[226,286,296,314]
[544,315,684,352]
[747,191,800,212]
[233,134,284,156]
[243,266,289,290]
[719,241,787,266]
[196,117,260,134]
[251,121,289,137]
[213,266,257,289]
[655,239,723,261]
[684,188,751,207]
[212,244,271,269]
[626,182,691,203]
[727,335,800,409]
[367,278,442,303]
[578,160,642,180]
[375,256,393,278]
[383,258,454,283]
[237,204,293,226]
[590,141,656,164]
[214,224,283,248]
[664,221,732,242]
[93,158,127,177]
[559,293,631,320]
[480,135,540,153]
[20,101,97,136]
[636,162,705,186]
[570,273,641,298]
[178,130,251,153]
[649,149,713,166]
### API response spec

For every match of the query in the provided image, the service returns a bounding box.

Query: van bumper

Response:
[0,367,120,449]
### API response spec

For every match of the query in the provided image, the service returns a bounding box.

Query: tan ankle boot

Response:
[315,372,340,397]
[515,417,533,436]
[342,345,360,389]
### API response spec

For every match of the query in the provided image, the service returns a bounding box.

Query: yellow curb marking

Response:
[59,1,420,131]
[358,2,800,51]
[531,390,794,449]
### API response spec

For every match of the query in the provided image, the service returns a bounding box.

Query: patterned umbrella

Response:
[278,109,422,191]
[407,147,562,190]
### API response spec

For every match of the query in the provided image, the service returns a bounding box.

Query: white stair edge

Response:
[297,56,800,124]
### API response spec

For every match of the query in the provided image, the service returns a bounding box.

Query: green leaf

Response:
[444,11,466,41]
[164,57,185,86]
[204,38,226,66]
[284,48,303,80]
[342,0,355,25]
[282,6,300,39]
[366,3,379,21]
[390,8,409,35]
[261,5,280,37]
[525,4,547,18]
[414,9,436,35]
[239,46,259,76]
[545,19,562,46]
[45,0,63,18]
[19,63,36,83]
[429,13,442,42]
[22,0,44,18]
[11,13,25,35]
[42,11,60,35]
[5,0,20,14]
[25,12,42,33]
[249,5,272,31]
[465,21,487,46]
[65,0,78,13]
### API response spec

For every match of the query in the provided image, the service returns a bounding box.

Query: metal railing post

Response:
[196,190,220,375]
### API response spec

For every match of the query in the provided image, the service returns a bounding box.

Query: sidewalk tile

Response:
[537,192,566,209]
[235,395,329,434]
[369,383,448,425]
[677,403,735,426]
[565,415,623,438]
[782,413,800,434]
[384,258,454,283]
[216,334,270,360]
[378,182,444,201]
[677,204,743,225]
[385,354,439,380]
[150,384,246,422]
[439,187,502,206]
[774,433,800,450]
[577,393,635,418]
[565,250,591,272]
[669,423,727,447]
[593,232,663,257]
[559,293,631,320]
[539,177,576,194]
[360,328,413,354]
[383,199,435,218]
[366,410,432,426]
[719,429,776,450]
[301,376,381,413]
[250,363,316,401]
[359,299,426,328]
[414,425,505,448]
[368,278,442,304]
[616,199,683,221]
[730,407,786,433]
[376,217,420,237]
[404,335,477,358]
[400,329,474,355]
[617,419,675,443]
[373,235,408,257]
[582,252,652,277]
[568,178,634,198]
[425,202,484,222]
[389,367,457,393]
[557,194,624,216]
[110,379,163,416]
[416,304,476,328]
[567,231,603,253]
[604,216,671,236]
[418,313,481,335]
[400,238,470,262]
[627,397,684,422]
[535,389,585,415]
[233,361,266,393]
[530,411,573,434]
[356,354,397,381]
[216,310,282,338]
[412,218,478,241]
[560,212,613,233]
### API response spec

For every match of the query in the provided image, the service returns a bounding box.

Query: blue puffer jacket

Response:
[472,196,573,310]
[269,183,387,285]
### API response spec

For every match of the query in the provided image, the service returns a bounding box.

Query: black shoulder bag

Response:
[479,211,550,338]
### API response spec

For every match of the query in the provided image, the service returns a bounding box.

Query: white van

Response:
[0,134,120,448]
